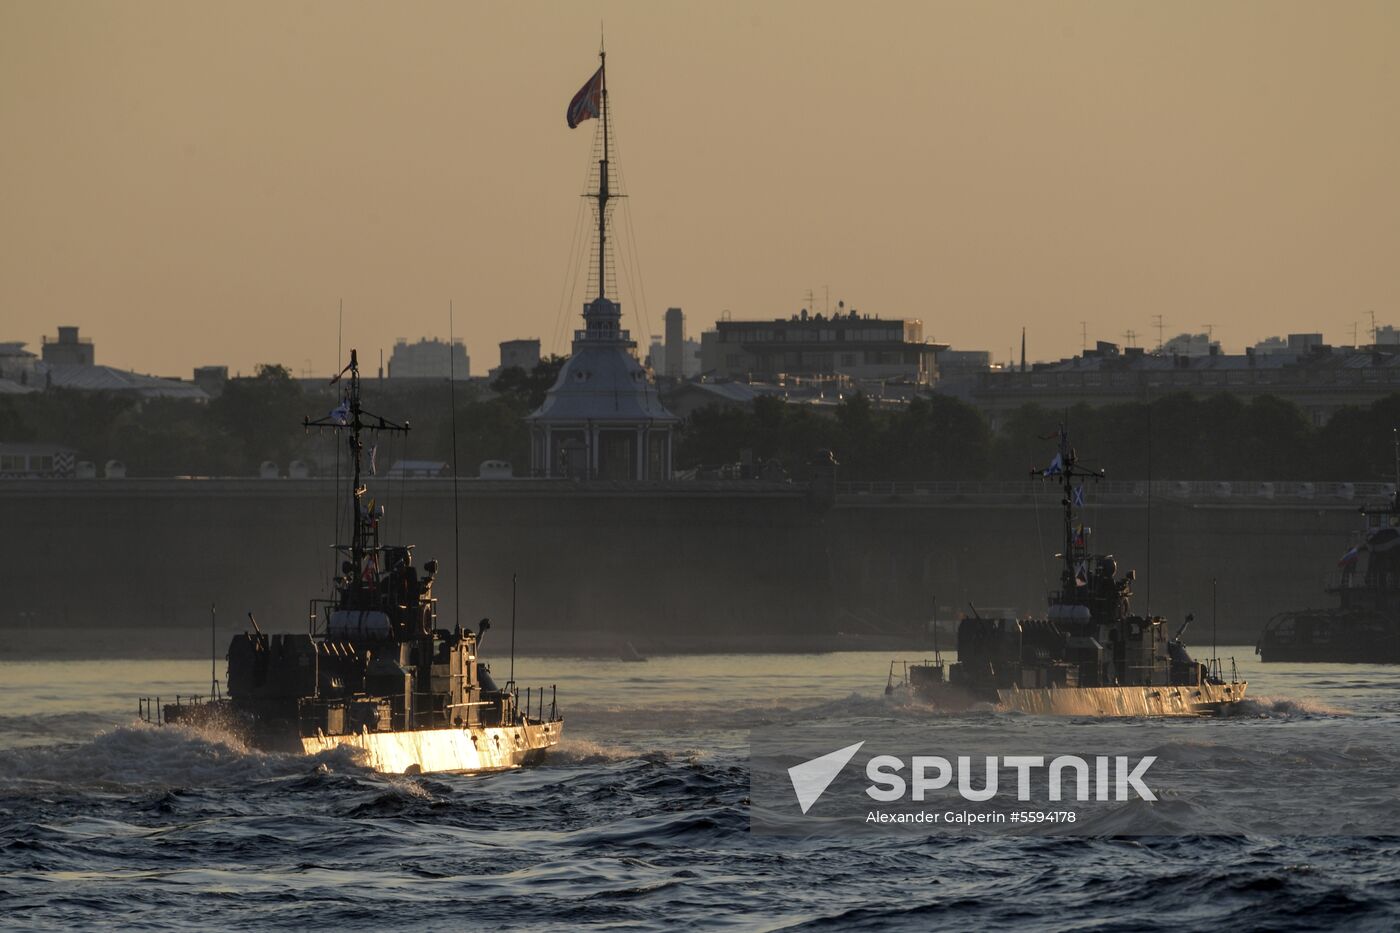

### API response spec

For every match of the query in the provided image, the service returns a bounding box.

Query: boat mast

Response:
[347,351,367,570]
[1033,425,1102,600]
[1062,434,1075,587]
[596,46,609,299]
[306,349,410,586]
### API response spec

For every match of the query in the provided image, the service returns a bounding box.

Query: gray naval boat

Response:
[1256,484,1400,663]
[888,428,1247,716]
[141,350,562,774]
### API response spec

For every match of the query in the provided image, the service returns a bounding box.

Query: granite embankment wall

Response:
[3,479,1359,656]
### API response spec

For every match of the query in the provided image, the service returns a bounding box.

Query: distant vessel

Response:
[888,428,1247,716]
[142,350,562,774]
[1257,485,1400,663]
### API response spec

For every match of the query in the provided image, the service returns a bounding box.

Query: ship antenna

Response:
[209,602,220,699]
[1145,397,1153,615]
[333,300,343,589]
[1212,576,1219,676]
[449,301,461,631]
[510,571,518,688]
[931,592,940,666]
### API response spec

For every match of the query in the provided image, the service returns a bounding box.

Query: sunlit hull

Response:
[301,720,563,775]
[898,680,1247,717]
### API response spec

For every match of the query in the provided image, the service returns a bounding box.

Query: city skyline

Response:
[3,1,1397,377]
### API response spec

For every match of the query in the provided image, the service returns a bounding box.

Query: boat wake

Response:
[0,721,368,792]
[1222,695,1354,719]
[548,737,640,765]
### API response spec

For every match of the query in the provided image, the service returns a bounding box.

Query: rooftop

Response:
[45,364,209,400]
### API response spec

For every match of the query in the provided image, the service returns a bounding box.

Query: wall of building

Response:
[388,338,470,379]
[1,481,1355,656]
[701,314,938,384]
[41,327,95,366]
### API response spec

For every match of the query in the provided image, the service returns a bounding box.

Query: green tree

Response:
[1314,394,1400,481]
[491,355,569,410]
[109,398,239,476]
[209,364,306,473]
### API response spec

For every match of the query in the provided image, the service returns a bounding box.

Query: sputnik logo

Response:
[788,741,865,814]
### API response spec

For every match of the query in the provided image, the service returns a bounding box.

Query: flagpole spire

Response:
[597,45,609,300]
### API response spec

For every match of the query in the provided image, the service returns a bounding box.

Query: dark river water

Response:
[1,649,1398,931]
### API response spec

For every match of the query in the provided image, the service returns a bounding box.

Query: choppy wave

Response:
[1224,695,1355,719]
[0,722,368,793]
[548,737,640,765]
[3,655,1400,930]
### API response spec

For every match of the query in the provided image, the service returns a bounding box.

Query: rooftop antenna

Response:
[448,301,461,631]
[1080,321,1088,352]
[1122,329,1137,348]
[1020,327,1026,373]
[1151,314,1165,353]
[1202,323,1216,344]
[1369,309,1378,344]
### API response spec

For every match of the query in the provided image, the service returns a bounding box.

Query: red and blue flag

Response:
[567,66,604,129]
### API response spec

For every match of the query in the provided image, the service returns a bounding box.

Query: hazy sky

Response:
[3,1,1398,378]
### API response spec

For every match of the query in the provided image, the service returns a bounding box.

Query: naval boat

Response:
[141,350,562,774]
[888,428,1247,716]
[1256,483,1400,663]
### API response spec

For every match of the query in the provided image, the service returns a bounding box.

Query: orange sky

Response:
[2,1,1397,378]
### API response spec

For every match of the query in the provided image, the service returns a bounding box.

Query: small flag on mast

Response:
[567,65,604,128]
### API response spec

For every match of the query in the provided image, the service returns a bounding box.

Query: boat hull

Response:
[902,681,1246,716]
[301,720,563,775]
[1256,616,1400,664]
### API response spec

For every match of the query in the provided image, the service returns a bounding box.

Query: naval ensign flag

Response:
[567,66,604,129]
